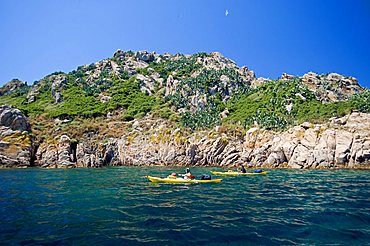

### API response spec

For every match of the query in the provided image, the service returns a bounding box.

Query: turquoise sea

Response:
[0,167,369,245]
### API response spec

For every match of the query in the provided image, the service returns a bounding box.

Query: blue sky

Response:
[0,0,369,87]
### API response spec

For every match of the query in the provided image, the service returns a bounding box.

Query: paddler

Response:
[182,168,195,180]
[234,164,247,173]
[240,164,247,173]
[168,172,177,179]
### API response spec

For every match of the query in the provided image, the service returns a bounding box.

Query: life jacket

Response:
[186,173,195,179]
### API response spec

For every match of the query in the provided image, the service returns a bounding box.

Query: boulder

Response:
[288,144,310,168]
[266,147,286,166]
[0,105,29,131]
[349,133,370,167]
[135,51,155,63]
[281,73,295,80]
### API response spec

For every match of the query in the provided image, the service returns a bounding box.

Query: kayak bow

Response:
[146,176,222,184]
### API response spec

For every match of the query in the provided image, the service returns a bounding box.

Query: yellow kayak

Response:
[146,176,222,184]
[211,171,268,176]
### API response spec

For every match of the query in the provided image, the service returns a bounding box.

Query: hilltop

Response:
[0,50,369,169]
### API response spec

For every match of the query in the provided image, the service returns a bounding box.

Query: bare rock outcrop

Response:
[0,105,33,168]
[36,135,76,168]
[27,73,67,103]
[0,105,29,131]
[135,51,155,63]
[301,72,363,102]
[0,79,27,96]
[243,112,370,169]
[51,75,68,103]
[34,113,370,169]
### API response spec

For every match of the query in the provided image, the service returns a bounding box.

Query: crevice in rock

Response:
[104,147,114,165]
[30,143,39,167]
[70,141,78,162]
[346,134,355,167]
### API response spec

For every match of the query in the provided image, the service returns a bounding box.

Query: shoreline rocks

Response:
[33,112,370,169]
[0,104,369,169]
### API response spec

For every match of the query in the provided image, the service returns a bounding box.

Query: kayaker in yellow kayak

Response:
[240,164,247,173]
[235,164,265,173]
[235,164,247,173]
[179,168,195,180]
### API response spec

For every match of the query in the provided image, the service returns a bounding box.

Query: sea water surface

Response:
[0,167,369,245]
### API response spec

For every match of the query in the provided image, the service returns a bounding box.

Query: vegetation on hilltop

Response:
[225,79,355,130]
[0,50,369,137]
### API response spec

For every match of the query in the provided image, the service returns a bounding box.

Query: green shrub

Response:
[245,110,288,130]
[226,79,353,130]
[180,105,220,130]
[48,86,105,119]
[106,77,162,121]
[351,90,370,112]
[152,104,175,120]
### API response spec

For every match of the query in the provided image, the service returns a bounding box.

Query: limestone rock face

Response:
[36,135,76,168]
[75,138,124,168]
[242,112,370,169]
[33,112,370,169]
[0,105,33,167]
[238,66,256,82]
[288,144,311,168]
[38,120,244,168]
[111,50,152,76]
[136,73,163,95]
[335,130,353,165]
[205,137,228,164]
[312,129,336,168]
[266,147,286,167]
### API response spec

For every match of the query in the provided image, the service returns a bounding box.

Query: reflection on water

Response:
[0,167,369,245]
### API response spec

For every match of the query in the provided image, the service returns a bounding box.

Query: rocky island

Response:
[0,50,369,169]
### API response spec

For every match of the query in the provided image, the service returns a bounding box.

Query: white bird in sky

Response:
[225,9,229,16]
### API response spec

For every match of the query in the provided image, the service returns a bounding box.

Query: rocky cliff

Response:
[0,50,369,169]
[0,105,34,168]
[32,112,370,169]
[244,112,370,169]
